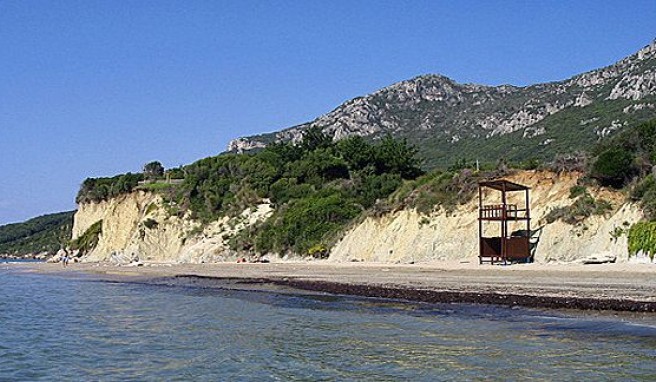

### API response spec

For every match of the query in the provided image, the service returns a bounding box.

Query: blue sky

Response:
[1,1,655,224]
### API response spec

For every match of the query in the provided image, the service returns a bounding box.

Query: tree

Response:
[300,126,333,152]
[336,135,374,171]
[143,161,165,180]
[372,135,423,179]
[590,147,635,188]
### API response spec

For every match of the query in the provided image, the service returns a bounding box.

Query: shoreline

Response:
[9,261,656,312]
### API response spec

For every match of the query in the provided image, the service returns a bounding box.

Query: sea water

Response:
[1,268,655,381]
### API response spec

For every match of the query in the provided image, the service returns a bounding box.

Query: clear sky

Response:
[1,1,655,225]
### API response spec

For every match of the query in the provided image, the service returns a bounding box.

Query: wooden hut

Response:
[478,180,532,264]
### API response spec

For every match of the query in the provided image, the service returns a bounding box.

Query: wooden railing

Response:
[137,178,184,186]
[480,204,528,219]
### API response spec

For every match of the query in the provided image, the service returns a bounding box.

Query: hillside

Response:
[0,211,74,257]
[72,133,423,262]
[68,112,656,265]
[63,36,656,265]
[229,39,656,168]
[67,119,656,264]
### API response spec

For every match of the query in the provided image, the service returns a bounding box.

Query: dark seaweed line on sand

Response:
[175,275,656,312]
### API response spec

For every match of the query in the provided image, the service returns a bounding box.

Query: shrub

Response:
[517,158,543,171]
[392,169,483,215]
[143,219,159,230]
[145,203,159,216]
[590,147,635,188]
[336,136,374,171]
[269,178,315,204]
[307,243,329,259]
[143,161,164,179]
[254,191,360,254]
[372,135,423,179]
[628,221,656,260]
[352,172,402,209]
[569,185,587,199]
[76,173,144,204]
[287,148,350,186]
[549,152,587,173]
[543,193,613,225]
[631,175,656,220]
[70,220,103,253]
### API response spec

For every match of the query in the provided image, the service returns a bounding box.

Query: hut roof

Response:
[479,179,529,192]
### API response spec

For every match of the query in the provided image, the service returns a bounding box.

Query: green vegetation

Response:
[628,221,656,260]
[250,191,361,254]
[250,94,656,171]
[143,161,164,180]
[0,211,74,256]
[586,118,656,219]
[307,243,329,259]
[578,118,656,258]
[135,182,177,192]
[542,183,614,225]
[171,128,423,255]
[142,218,159,230]
[69,111,656,258]
[76,161,184,204]
[76,173,143,204]
[411,97,656,169]
[543,192,613,225]
[590,147,635,188]
[568,185,588,199]
[385,168,491,216]
[631,175,656,220]
[69,220,103,254]
[591,118,656,188]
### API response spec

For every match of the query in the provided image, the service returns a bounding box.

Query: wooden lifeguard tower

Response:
[478,180,532,264]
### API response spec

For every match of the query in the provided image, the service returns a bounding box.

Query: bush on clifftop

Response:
[175,129,423,256]
[76,173,143,204]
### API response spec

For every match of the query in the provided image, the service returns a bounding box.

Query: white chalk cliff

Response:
[331,171,641,263]
[73,191,272,263]
[72,171,642,264]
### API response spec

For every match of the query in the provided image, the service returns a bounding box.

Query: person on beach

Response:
[61,250,69,267]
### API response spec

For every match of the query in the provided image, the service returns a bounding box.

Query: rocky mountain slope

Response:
[229,39,656,168]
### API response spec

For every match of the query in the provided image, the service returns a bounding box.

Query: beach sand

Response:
[10,261,656,312]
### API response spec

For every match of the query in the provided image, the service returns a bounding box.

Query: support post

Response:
[478,185,483,264]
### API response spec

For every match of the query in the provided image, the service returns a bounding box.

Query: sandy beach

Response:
[9,260,656,312]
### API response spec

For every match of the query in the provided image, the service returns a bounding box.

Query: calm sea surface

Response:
[1,266,655,381]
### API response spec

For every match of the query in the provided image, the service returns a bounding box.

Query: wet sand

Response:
[10,261,656,312]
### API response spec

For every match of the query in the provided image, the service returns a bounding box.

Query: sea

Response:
[1,262,655,381]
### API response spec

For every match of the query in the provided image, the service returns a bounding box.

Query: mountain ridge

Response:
[228,39,656,168]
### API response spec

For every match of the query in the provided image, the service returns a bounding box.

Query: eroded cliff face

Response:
[72,191,273,263]
[73,171,643,264]
[330,171,642,264]
[72,191,160,260]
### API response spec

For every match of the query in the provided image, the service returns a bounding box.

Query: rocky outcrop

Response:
[330,171,642,264]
